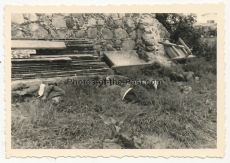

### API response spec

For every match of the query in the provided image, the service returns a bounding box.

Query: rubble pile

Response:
[11,13,170,63]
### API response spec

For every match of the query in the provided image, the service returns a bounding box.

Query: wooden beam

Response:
[171,55,196,60]
[11,57,72,62]
[178,38,192,55]
[158,41,184,48]
[171,46,180,57]
[11,50,36,54]
[11,40,66,49]
[30,54,94,58]
[12,68,110,77]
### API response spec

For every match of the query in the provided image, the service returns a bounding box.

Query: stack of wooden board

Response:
[11,39,110,80]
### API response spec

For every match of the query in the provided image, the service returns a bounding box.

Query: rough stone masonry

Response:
[11,13,171,65]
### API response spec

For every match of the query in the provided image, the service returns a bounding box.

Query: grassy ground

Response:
[11,57,217,149]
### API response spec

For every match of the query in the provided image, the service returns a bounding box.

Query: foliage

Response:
[156,13,216,59]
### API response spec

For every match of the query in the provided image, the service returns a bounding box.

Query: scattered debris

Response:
[11,83,66,103]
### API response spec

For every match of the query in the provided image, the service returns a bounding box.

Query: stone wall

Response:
[11,13,171,65]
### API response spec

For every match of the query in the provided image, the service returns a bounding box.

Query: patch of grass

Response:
[11,58,217,149]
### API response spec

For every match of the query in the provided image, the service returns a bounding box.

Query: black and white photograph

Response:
[10,11,219,151]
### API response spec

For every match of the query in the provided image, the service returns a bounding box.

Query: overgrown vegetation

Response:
[155,13,217,61]
[12,57,217,149]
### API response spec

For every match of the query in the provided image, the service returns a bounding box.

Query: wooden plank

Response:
[11,50,36,54]
[35,50,95,55]
[65,44,94,47]
[171,46,180,57]
[178,38,192,55]
[11,57,72,62]
[175,48,186,57]
[158,41,184,48]
[182,48,188,55]
[30,54,95,59]
[11,40,66,49]
[12,68,110,77]
[171,55,196,60]
[165,47,178,58]
[11,60,100,67]
[12,72,108,80]
[12,63,107,71]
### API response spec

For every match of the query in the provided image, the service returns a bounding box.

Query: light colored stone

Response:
[11,28,24,38]
[122,39,135,50]
[52,15,66,28]
[60,13,70,17]
[29,23,40,32]
[140,15,155,25]
[126,18,135,28]
[88,18,97,26]
[31,27,48,39]
[56,29,67,39]
[77,17,85,27]
[11,13,25,24]
[87,27,98,39]
[28,13,38,21]
[129,31,136,40]
[115,28,128,40]
[102,28,113,40]
[114,19,123,27]
[75,30,86,38]
[97,19,105,25]
[111,13,119,19]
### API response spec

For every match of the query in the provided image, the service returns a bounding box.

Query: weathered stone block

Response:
[97,19,105,25]
[11,13,25,24]
[52,15,66,28]
[11,28,24,38]
[56,29,67,39]
[28,23,40,32]
[114,19,123,27]
[87,27,98,39]
[71,13,82,19]
[106,44,114,51]
[140,15,155,25]
[50,29,59,38]
[31,26,48,39]
[77,17,85,27]
[88,18,97,26]
[122,39,135,50]
[75,30,86,38]
[129,31,136,40]
[114,40,122,48]
[115,28,128,40]
[102,28,113,40]
[27,13,38,21]
[126,18,135,28]
[66,17,75,29]
[111,13,119,19]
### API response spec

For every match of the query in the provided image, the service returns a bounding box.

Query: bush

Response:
[155,13,217,63]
